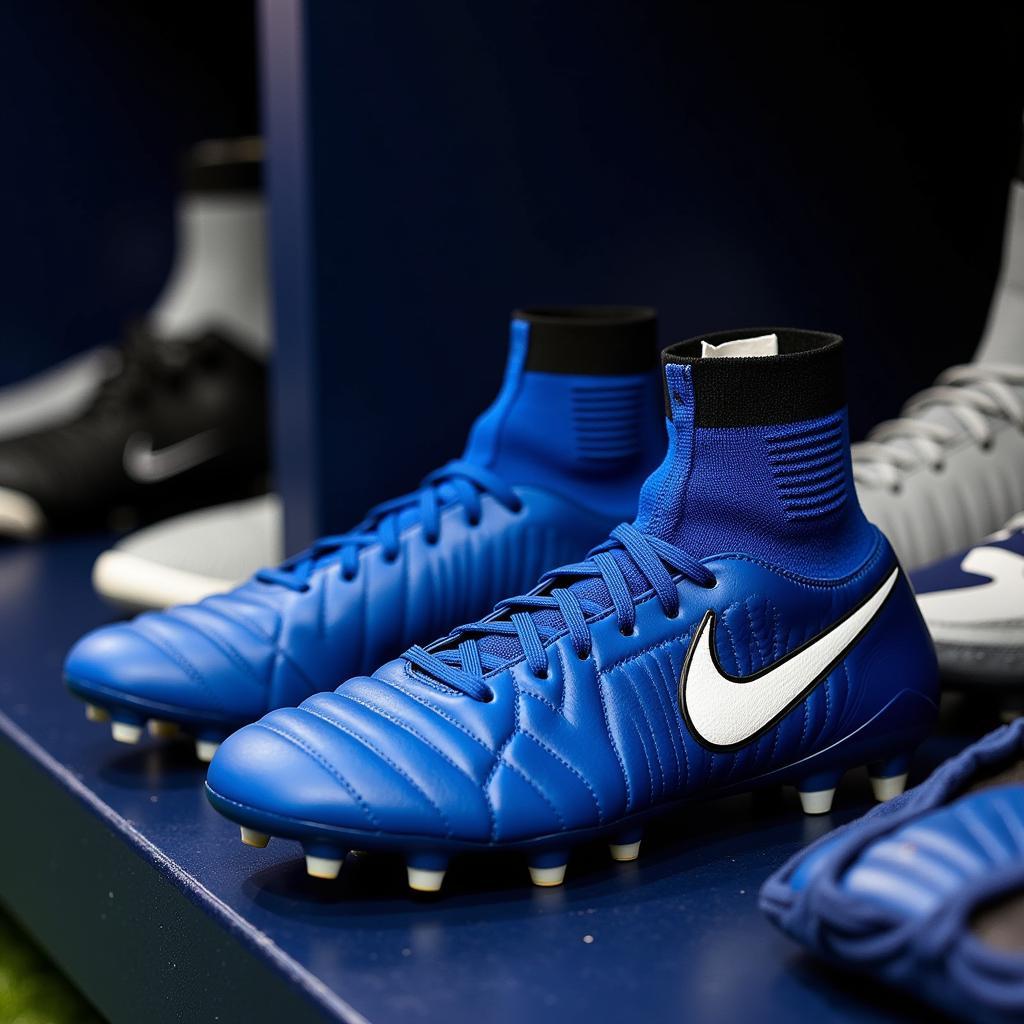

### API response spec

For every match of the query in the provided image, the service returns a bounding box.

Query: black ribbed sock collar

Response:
[514,306,657,376]
[661,328,845,426]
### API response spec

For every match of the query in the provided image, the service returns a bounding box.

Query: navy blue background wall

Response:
[0,2,1021,547]
[0,1,257,386]
[262,1,1024,546]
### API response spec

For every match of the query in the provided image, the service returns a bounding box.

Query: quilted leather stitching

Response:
[335,691,486,787]
[639,658,683,790]
[206,597,281,644]
[481,671,524,841]
[254,721,380,828]
[268,647,320,706]
[499,755,567,830]
[519,689,563,716]
[748,600,770,667]
[596,671,632,810]
[625,668,667,801]
[721,609,745,674]
[385,678,495,754]
[601,630,690,677]
[168,612,268,692]
[663,654,690,788]
[193,600,279,648]
[128,624,229,715]
[342,676,502,837]
[300,706,452,835]
[520,730,605,821]
[625,684,656,806]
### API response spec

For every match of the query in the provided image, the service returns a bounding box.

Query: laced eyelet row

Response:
[402,523,716,702]
[253,459,522,592]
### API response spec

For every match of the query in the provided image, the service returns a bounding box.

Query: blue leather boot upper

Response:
[65,307,664,731]
[207,330,940,849]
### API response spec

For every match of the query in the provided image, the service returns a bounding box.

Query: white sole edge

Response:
[92,550,236,612]
[0,487,45,539]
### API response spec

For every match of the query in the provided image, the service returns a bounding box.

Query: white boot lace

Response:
[993,510,1024,538]
[853,364,1024,492]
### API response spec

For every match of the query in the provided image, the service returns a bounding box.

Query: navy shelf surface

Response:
[0,536,981,1023]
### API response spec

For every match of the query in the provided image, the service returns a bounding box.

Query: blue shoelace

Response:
[404,522,716,701]
[256,460,522,591]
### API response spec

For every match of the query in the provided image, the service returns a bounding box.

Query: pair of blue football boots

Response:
[65,307,940,893]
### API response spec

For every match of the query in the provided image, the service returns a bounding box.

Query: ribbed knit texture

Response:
[635,355,874,578]
[461,314,664,522]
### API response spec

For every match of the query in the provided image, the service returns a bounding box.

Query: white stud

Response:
[609,841,641,862]
[870,773,908,802]
[528,863,567,887]
[240,827,270,848]
[111,721,143,744]
[305,855,343,879]
[194,739,220,763]
[147,719,179,739]
[798,788,836,815]
[407,866,446,892]
[85,703,110,723]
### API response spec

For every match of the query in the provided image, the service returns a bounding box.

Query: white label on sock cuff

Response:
[700,334,779,359]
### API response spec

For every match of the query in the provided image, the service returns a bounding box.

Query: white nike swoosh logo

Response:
[123,430,222,483]
[680,567,900,750]
[916,547,1024,624]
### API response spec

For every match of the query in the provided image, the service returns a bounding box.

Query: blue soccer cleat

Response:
[761,719,1024,1024]
[912,511,1024,692]
[206,328,940,889]
[65,307,665,760]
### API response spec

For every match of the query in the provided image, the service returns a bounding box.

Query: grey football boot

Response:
[854,179,1024,571]
[92,494,283,611]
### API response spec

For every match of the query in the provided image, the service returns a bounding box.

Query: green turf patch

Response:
[0,908,102,1023]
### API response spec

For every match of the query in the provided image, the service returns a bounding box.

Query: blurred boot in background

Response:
[854,150,1024,569]
[0,138,271,552]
